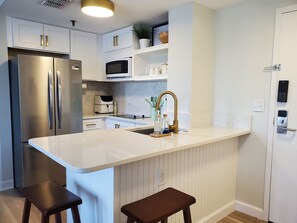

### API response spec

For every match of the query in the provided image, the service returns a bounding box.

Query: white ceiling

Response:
[0,0,246,34]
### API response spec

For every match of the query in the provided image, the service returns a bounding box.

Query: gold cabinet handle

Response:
[45,35,49,47]
[113,36,116,46]
[116,35,119,46]
[40,35,44,46]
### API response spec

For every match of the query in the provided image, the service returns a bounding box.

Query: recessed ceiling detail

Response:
[39,0,73,9]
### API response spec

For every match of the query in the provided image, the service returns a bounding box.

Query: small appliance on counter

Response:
[94,95,114,114]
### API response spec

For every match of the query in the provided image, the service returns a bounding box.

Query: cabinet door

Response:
[12,18,44,50]
[103,26,133,52]
[43,25,69,54]
[104,119,136,129]
[70,30,99,81]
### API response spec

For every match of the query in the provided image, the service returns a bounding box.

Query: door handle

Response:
[48,71,53,129]
[278,126,296,132]
[276,110,296,134]
[56,71,62,129]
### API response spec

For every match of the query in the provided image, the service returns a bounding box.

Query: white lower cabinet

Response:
[70,30,103,81]
[104,118,136,129]
[83,117,147,130]
[83,119,103,131]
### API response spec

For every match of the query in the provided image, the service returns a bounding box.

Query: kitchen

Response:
[0,0,297,223]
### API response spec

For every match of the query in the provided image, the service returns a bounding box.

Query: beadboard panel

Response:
[114,138,238,223]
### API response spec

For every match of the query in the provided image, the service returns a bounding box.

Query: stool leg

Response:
[71,206,81,223]
[55,212,62,223]
[22,198,31,223]
[127,217,134,223]
[183,207,192,223]
[161,219,168,223]
[41,214,50,223]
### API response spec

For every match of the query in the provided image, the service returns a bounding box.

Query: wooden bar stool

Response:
[22,181,82,223]
[121,187,196,223]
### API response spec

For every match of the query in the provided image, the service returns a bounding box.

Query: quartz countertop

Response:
[28,126,250,174]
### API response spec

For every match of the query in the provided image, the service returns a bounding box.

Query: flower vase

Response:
[139,39,150,49]
[151,108,157,121]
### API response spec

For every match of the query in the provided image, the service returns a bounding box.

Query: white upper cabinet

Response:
[43,25,69,53]
[10,18,69,54]
[12,18,44,50]
[103,26,138,52]
[70,30,103,81]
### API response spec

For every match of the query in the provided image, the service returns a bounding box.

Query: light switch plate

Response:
[253,100,265,112]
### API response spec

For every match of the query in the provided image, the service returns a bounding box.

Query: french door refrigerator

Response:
[10,54,82,191]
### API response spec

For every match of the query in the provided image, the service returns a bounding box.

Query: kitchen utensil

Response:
[154,67,161,75]
[161,63,168,74]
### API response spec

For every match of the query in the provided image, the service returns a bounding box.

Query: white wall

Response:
[0,14,13,190]
[168,2,214,129]
[214,0,297,213]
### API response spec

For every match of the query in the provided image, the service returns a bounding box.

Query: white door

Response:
[269,9,297,223]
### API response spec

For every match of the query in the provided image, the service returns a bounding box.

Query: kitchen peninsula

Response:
[29,126,250,223]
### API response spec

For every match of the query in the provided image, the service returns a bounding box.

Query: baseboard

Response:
[0,179,14,191]
[235,200,264,220]
[197,201,236,223]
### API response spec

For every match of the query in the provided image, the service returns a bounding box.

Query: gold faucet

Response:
[155,91,179,134]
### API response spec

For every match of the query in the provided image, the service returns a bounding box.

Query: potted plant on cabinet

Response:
[132,24,152,49]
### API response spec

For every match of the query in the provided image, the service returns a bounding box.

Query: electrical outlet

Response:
[157,169,165,186]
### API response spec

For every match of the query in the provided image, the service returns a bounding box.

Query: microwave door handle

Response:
[56,71,62,129]
[48,71,53,129]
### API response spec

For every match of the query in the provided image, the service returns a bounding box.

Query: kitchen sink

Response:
[131,128,154,135]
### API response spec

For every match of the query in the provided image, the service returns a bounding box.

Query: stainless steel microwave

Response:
[106,57,132,79]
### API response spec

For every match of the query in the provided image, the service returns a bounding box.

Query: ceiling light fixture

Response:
[81,0,114,17]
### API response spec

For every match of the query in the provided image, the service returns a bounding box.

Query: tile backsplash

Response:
[82,80,167,117]
[112,81,167,117]
[82,81,113,115]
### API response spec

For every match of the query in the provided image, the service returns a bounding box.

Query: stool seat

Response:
[22,181,82,223]
[121,187,196,223]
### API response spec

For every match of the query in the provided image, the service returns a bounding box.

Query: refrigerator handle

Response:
[48,71,53,129]
[56,71,62,129]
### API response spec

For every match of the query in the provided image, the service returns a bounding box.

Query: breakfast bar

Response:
[29,127,250,223]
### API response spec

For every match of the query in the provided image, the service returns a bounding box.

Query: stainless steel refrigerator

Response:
[10,54,82,191]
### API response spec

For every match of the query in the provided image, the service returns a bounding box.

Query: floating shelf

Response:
[134,74,168,81]
[134,44,168,57]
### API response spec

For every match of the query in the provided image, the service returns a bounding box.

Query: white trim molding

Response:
[235,200,264,220]
[0,179,14,191]
[197,201,235,223]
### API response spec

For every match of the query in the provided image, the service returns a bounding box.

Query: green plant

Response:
[132,24,153,40]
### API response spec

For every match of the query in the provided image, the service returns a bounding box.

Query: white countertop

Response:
[29,126,250,173]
